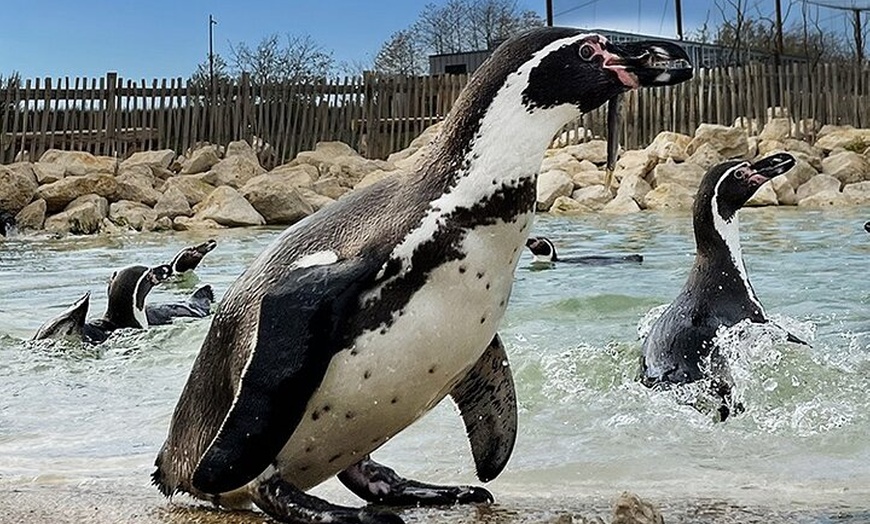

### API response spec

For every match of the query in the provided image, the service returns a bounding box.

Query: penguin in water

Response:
[167,239,217,277]
[152,28,692,524]
[525,236,643,265]
[144,239,219,325]
[0,211,17,237]
[864,221,869,233]
[33,264,172,344]
[639,153,804,421]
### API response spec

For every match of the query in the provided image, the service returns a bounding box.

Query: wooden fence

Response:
[2,62,869,166]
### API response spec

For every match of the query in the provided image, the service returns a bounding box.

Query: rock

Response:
[814,127,870,152]
[570,185,612,210]
[616,173,652,204]
[121,149,176,171]
[99,218,126,235]
[311,177,350,200]
[541,151,586,175]
[388,123,441,165]
[297,187,336,212]
[39,149,117,176]
[269,162,320,180]
[685,142,724,170]
[239,176,314,225]
[355,169,402,189]
[45,196,108,235]
[536,170,574,211]
[549,195,592,216]
[109,200,158,231]
[612,492,664,524]
[821,151,869,186]
[564,140,608,164]
[643,183,695,210]
[181,145,221,174]
[758,117,793,142]
[0,164,39,213]
[295,141,361,165]
[782,139,822,165]
[114,166,161,206]
[194,186,265,227]
[746,182,779,206]
[159,176,217,206]
[154,216,173,231]
[797,189,852,207]
[784,157,818,189]
[796,174,841,202]
[173,216,226,231]
[648,159,705,190]
[66,194,109,219]
[601,193,642,214]
[152,167,176,181]
[616,149,656,173]
[793,118,820,140]
[225,140,259,162]
[15,199,47,231]
[688,123,749,158]
[36,173,118,213]
[734,116,760,135]
[202,154,267,189]
[33,162,65,184]
[572,170,606,188]
[756,140,786,157]
[843,181,870,202]
[771,176,797,206]
[646,131,692,162]
[154,186,192,219]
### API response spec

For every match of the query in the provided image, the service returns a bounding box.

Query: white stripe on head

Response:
[711,166,765,315]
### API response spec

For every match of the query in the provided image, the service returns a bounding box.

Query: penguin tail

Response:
[190,285,215,305]
[151,451,177,497]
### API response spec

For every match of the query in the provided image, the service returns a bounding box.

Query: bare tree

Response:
[189,53,231,87]
[229,34,334,83]
[373,30,428,75]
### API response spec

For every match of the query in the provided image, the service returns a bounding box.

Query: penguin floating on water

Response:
[152,27,692,524]
[639,153,804,421]
[166,239,217,277]
[33,264,172,344]
[144,239,219,324]
[0,210,17,237]
[525,236,643,265]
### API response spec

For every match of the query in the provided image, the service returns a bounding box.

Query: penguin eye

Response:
[579,44,595,61]
[733,168,749,180]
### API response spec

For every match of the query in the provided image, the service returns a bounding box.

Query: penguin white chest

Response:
[273,213,533,489]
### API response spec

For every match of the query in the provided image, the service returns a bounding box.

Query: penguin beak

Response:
[196,239,218,254]
[604,40,693,88]
[748,153,795,185]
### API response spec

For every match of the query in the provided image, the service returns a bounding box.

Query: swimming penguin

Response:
[525,236,643,265]
[168,239,217,276]
[33,264,172,344]
[146,284,215,326]
[639,153,802,421]
[0,211,17,237]
[864,221,869,233]
[152,27,692,524]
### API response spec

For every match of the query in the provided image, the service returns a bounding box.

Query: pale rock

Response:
[643,183,695,210]
[565,140,608,164]
[771,176,797,206]
[295,141,361,165]
[843,181,870,202]
[15,199,46,231]
[173,216,226,231]
[325,156,392,186]
[109,200,158,231]
[612,492,664,524]
[536,170,574,211]
[746,182,779,206]
[0,164,38,213]
[648,159,705,190]
[798,189,852,207]
[268,162,319,182]
[33,162,65,184]
[181,145,221,174]
[194,186,265,227]
[570,185,612,211]
[759,118,792,142]
[611,165,646,184]
[549,195,592,216]
[572,170,606,188]
[297,187,336,212]
[601,193,642,214]
[240,176,314,225]
[756,140,786,157]
[817,124,854,138]
[646,131,692,162]
[792,118,820,140]
[5,162,37,185]
[121,149,176,171]
[733,116,760,135]
[821,151,869,185]
[815,127,870,152]
[784,157,818,189]
[154,216,173,231]
[39,149,117,176]
[689,123,749,158]
[616,173,652,204]
[616,149,656,172]
[796,174,841,202]
[202,154,266,188]
[45,196,108,235]
[160,176,217,206]
[685,142,724,170]
[99,218,126,235]
[746,136,759,159]
[541,151,586,176]
[576,159,598,171]
[355,169,402,189]
[387,123,440,164]
[66,194,109,219]
[151,167,176,181]
[154,186,192,219]
[37,173,118,213]
[225,140,259,163]
[312,177,350,200]
[114,166,161,206]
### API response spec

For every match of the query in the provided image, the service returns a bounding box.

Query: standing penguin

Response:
[640,153,801,420]
[153,28,692,524]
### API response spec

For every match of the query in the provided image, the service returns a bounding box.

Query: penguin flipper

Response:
[192,256,378,495]
[449,333,517,482]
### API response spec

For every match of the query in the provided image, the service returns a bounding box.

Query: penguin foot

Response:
[338,456,493,506]
[253,475,404,524]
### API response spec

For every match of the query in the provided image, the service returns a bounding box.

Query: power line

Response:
[553,0,602,19]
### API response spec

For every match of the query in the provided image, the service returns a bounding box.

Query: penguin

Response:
[167,239,217,276]
[32,264,172,344]
[639,153,802,421]
[0,210,17,237]
[146,284,215,326]
[153,27,692,524]
[525,236,643,265]
[864,221,869,233]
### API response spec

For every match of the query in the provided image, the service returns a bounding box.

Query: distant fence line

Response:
[1,62,869,166]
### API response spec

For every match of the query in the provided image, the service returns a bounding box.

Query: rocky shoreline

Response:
[1,108,869,236]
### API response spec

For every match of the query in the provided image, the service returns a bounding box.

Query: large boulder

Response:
[239,176,314,225]
[45,195,108,235]
[643,183,695,210]
[616,173,652,204]
[549,195,591,216]
[536,170,574,211]
[564,140,608,164]
[688,124,749,159]
[355,168,402,190]
[745,182,779,206]
[612,492,664,524]
[159,176,217,206]
[843,181,870,202]
[32,162,65,184]
[172,216,226,231]
[39,149,117,176]
[572,170,606,188]
[758,117,793,142]
[202,154,266,189]
[154,186,192,219]
[181,144,221,174]
[646,131,692,162]
[36,173,118,213]
[821,151,869,186]
[771,176,797,206]
[0,164,38,213]
[15,199,47,231]
[796,174,841,202]
[225,140,259,162]
[120,149,176,171]
[616,149,656,173]
[784,157,818,189]
[113,166,161,206]
[814,127,870,152]
[601,193,642,214]
[570,185,612,211]
[66,194,109,219]
[648,159,705,190]
[388,123,441,165]
[297,187,336,212]
[541,151,586,176]
[685,142,724,171]
[797,190,852,207]
[311,177,350,200]
[194,186,265,227]
[109,200,158,231]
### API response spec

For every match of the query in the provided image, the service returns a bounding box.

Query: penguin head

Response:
[699,153,796,222]
[170,239,217,274]
[522,30,692,114]
[525,236,557,262]
[864,221,870,234]
[0,211,17,237]
[105,264,172,328]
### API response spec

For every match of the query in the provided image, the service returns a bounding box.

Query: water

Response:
[0,206,868,523]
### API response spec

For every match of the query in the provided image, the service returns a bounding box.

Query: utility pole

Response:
[209,14,217,94]
[546,0,553,26]
[675,0,684,41]
[774,0,784,66]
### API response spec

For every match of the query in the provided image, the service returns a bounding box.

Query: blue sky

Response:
[0,1,858,80]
